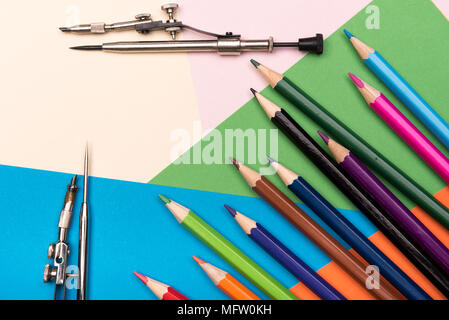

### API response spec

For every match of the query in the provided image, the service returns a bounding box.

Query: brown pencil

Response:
[231,158,404,300]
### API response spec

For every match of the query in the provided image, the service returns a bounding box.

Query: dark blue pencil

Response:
[268,157,431,300]
[224,205,346,300]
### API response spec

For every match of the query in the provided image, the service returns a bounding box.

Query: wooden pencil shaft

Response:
[292,175,449,297]
[250,223,345,300]
[274,76,449,230]
[140,276,189,300]
[370,93,449,185]
[272,109,395,231]
[181,211,297,300]
[197,258,260,300]
[289,175,429,300]
[164,287,190,300]
[253,175,400,300]
[197,261,227,285]
[270,109,449,297]
[351,35,449,151]
[218,274,260,300]
[350,73,449,187]
[338,153,449,276]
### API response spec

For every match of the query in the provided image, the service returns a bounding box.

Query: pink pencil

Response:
[349,72,449,185]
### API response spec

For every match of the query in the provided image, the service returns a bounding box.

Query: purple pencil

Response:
[224,205,345,300]
[319,131,449,276]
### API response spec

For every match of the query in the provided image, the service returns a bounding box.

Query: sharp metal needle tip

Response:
[59,27,70,32]
[70,45,102,51]
[83,145,89,201]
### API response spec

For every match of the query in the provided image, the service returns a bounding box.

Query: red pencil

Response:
[134,271,190,300]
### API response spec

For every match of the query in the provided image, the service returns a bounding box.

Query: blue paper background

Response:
[0,165,376,299]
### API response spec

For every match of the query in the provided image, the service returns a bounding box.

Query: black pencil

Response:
[252,89,449,298]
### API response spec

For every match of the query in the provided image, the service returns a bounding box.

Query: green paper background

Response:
[151,0,449,211]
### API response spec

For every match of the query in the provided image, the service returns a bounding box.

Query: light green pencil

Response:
[159,194,298,300]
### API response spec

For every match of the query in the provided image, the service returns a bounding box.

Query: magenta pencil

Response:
[348,73,449,185]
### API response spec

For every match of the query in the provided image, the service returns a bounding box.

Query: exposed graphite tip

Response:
[133,271,148,284]
[343,29,354,39]
[250,59,260,68]
[70,45,102,51]
[158,194,171,204]
[348,72,364,89]
[59,27,70,32]
[317,130,330,144]
[250,88,257,96]
[224,204,237,217]
[267,156,277,164]
[230,157,240,169]
[192,256,205,264]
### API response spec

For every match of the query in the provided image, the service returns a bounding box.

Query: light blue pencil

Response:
[344,29,449,150]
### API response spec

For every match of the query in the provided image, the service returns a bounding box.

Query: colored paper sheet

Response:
[0,165,373,299]
[1,0,449,300]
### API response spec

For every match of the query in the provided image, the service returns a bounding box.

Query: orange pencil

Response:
[193,256,260,300]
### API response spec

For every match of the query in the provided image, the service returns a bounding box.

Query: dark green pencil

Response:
[250,59,449,230]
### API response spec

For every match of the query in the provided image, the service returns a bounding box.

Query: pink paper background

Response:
[181,0,372,130]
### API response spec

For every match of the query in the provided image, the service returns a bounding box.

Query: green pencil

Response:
[250,59,449,230]
[158,194,298,300]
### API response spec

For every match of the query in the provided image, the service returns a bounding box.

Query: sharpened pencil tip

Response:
[70,45,102,51]
[133,272,148,284]
[267,156,277,164]
[158,194,171,204]
[250,88,257,96]
[317,130,330,145]
[343,29,354,39]
[348,72,365,89]
[192,256,205,264]
[224,205,237,217]
[230,157,240,169]
[250,59,260,68]
[267,156,280,172]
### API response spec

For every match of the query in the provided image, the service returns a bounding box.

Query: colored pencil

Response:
[349,72,449,185]
[344,30,449,150]
[321,132,449,277]
[193,256,260,300]
[251,89,445,298]
[231,158,403,300]
[224,205,345,300]
[250,59,449,230]
[133,272,189,300]
[158,195,297,300]
[269,158,433,300]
